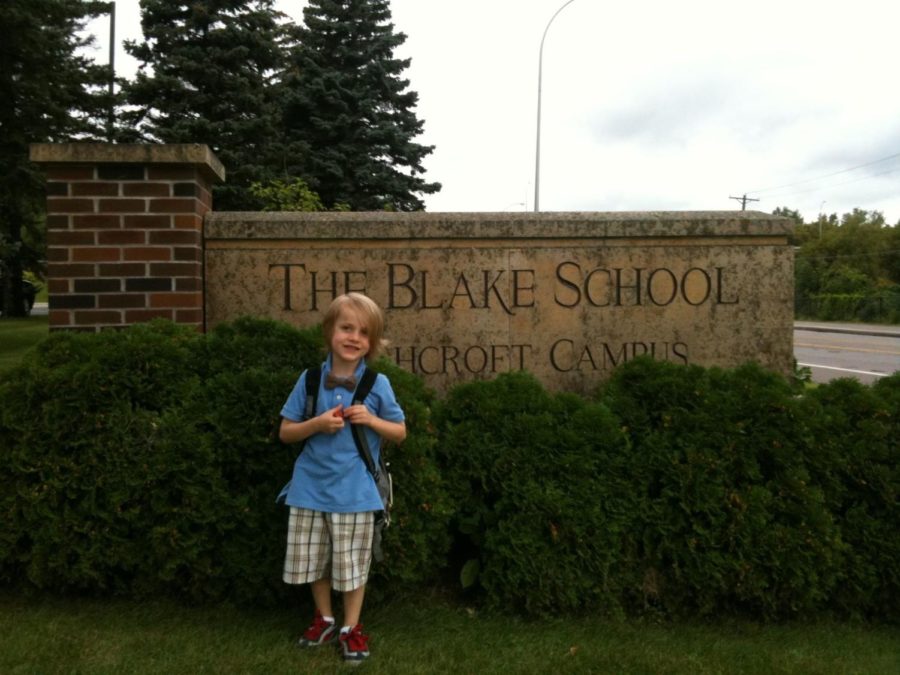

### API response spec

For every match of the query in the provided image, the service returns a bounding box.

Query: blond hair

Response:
[322,292,388,361]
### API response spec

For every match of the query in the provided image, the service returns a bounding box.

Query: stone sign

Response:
[205,211,794,393]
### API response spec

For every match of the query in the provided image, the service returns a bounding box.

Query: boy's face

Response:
[330,306,370,369]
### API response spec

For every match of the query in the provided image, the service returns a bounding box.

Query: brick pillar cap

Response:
[29,143,225,183]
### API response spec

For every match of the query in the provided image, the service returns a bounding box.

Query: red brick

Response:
[149,230,200,245]
[147,167,198,181]
[150,262,200,277]
[73,214,121,229]
[48,279,70,293]
[49,262,96,278]
[173,247,202,262]
[74,279,121,293]
[148,198,196,213]
[126,309,174,322]
[51,294,96,309]
[47,247,69,262]
[44,166,94,181]
[175,278,202,291]
[49,310,72,326]
[174,215,203,230]
[46,215,70,230]
[123,183,171,197]
[72,182,119,196]
[175,309,204,323]
[74,310,123,324]
[72,247,121,262]
[98,294,147,309]
[48,198,95,213]
[98,230,146,245]
[98,199,146,213]
[123,247,172,262]
[150,292,202,308]
[124,215,171,229]
[98,262,146,276]
[48,230,95,246]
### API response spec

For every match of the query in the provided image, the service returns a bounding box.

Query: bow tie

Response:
[324,373,356,390]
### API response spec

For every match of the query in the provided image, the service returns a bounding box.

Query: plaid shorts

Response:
[283,508,374,592]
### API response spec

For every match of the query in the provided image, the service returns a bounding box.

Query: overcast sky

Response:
[83,0,900,223]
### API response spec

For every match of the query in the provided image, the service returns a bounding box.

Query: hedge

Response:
[0,319,452,604]
[0,319,897,621]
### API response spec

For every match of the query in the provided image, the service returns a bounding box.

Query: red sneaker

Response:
[297,610,337,647]
[339,624,370,664]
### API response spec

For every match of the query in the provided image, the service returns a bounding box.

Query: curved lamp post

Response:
[534,0,578,212]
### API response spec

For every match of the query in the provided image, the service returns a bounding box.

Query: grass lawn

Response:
[0,592,898,674]
[0,315,49,374]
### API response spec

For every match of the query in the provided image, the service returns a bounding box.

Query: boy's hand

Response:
[319,405,345,434]
[343,404,373,427]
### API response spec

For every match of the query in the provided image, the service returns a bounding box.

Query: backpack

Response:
[284,365,394,562]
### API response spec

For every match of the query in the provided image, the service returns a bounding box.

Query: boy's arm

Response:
[343,405,407,444]
[279,404,346,443]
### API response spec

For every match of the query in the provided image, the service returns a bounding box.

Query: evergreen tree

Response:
[282,0,440,211]
[123,0,288,209]
[0,0,110,317]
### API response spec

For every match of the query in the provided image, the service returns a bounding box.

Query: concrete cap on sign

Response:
[205,210,793,240]
[29,143,225,182]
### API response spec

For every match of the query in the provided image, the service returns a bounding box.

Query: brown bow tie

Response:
[324,373,356,390]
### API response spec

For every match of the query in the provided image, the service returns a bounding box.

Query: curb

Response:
[794,324,900,339]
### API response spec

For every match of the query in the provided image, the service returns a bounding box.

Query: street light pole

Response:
[534,0,577,212]
[106,2,116,142]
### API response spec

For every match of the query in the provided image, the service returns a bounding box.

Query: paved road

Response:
[794,322,900,385]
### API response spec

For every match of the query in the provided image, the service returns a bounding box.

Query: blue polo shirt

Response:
[278,355,405,513]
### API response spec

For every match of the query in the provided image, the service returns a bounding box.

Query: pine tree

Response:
[122,0,288,209]
[282,0,440,211]
[0,0,110,317]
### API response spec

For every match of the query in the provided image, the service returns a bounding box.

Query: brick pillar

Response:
[29,143,224,332]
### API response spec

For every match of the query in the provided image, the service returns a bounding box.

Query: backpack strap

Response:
[350,367,380,478]
[303,365,322,420]
[273,365,321,447]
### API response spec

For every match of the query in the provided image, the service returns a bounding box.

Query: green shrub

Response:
[0,321,222,597]
[365,360,452,597]
[192,317,323,604]
[0,318,452,604]
[600,358,843,619]
[436,372,631,616]
[1,320,897,622]
[801,374,900,619]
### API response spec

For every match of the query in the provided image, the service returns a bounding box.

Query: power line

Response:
[746,150,900,195]
[757,165,900,201]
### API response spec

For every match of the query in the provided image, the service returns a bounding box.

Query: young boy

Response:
[277,292,406,665]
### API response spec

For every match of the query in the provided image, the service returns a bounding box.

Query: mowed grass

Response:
[0,592,898,674]
[0,315,48,374]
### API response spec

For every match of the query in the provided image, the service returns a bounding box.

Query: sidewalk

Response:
[794,320,900,338]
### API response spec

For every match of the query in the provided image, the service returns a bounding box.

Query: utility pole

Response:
[729,194,759,210]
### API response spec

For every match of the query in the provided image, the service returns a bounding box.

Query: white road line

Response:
[797,363,888,378]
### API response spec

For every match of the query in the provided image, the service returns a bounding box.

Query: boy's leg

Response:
[311,577,333,618]
[328,512,374,663]
[285,508,339,647]
[342,584,366,627]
